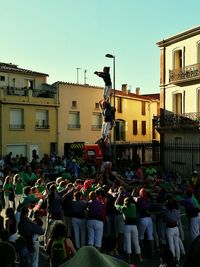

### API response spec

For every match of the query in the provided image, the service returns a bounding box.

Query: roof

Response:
[115,89,160,102]
[157,25,200,47]
[0,62,49,77]
[55,81,159,102]
[141,93,160,100]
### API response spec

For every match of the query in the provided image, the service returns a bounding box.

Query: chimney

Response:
[136,87,140,95]
[121,84,128,94]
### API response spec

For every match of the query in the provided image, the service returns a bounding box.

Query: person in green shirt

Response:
[35,178,45,193]
[13,173,24,208]
[22,186,38,209]
[115,193,142,263]
[3,176,14,210]
[23,166,38,186]
[62,169,72,182]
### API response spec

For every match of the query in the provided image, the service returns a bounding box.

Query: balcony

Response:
[68,124,81,129]
[35,124,49,130]
[9,124,25,130]
[1,83,56,98]
[169,63,200,84]
[154,112,200,131]
[91,124,102,130]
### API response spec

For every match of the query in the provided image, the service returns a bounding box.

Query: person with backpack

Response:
[46,221,76,267]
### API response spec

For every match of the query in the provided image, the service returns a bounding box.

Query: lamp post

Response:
[105,53,116,163]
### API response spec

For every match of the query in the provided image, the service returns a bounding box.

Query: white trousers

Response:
[124,224,141,254]
[138,217,153,240]
[72,217,86,249]
[103,85,112,100]
[15,194,23,208]
[87,219,103,248]
[190,215,200,240]
[101,121,111,139]
[166,226,180,261]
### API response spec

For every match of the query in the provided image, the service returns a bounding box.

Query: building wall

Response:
[0,65,58,160]
[56,82,160,156]
[164,34,200,113]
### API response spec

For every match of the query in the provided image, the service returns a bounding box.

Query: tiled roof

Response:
[115,90,160,101]
[0,62,48,76]
[141,93,160,100]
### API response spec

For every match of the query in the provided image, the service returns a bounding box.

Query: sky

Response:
[1,0,200,94]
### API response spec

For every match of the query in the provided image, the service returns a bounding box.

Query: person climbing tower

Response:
[96,100,116,145]
[94,66,112,102]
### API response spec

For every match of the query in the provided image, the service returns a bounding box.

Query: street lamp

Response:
[105,53,116,163]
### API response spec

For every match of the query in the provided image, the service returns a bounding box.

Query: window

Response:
[173,93,182,114]
[115,120,125,141]
[141,102,146,115]
[92,112,102,130]
[68,111,80,129]
[24,79,34,89]
[9,109,24,129]
[197,42,200,63]
[95,102,100,109]
[117,97,122,113]
[0,76,5,81]
[174,50,182,69]
[36,110,49,129]
[142,121,146,135]
[133,120,137,135]
[71,101,77,108]
[198,90,200,113]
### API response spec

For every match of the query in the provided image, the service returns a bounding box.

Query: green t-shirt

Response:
[22,194,37,207]
[62,171,72,181]
[115,203,137,219]
[15,181,24,195]
[3,183,14,197]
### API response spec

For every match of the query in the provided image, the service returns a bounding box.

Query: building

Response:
[0,62,58,161]
[156,25,200,177]
[54,82,160,164]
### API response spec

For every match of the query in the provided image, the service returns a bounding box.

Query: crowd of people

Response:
[0,150,200,267]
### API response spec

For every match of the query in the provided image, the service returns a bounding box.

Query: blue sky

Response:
[1,0,200,94]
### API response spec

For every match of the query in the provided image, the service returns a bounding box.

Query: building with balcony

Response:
[54,82,160,164]
[0,62,58,161]
[156,25,200,177]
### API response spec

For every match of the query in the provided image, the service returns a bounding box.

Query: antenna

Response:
[76,67,81,84]
[84,69,88,85]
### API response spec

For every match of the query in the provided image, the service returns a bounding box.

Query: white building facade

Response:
[156,26,200,177]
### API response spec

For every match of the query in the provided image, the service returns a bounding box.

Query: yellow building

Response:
[54,82,160,163]
[0,62,58,161]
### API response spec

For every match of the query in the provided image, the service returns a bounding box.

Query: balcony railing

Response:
[169,63,200,83]
[68,124,81,129]
[154,112,200,129]
[1,84,56,98]
[91,124,102,130]
[35,124,49,129]
[9,124,25,130]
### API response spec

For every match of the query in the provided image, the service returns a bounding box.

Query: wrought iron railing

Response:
[68,124,81,129]
[91,124,102,130]
[1,85,56,98]
[9,124,25,129]
[169,63,200,83]
[35,124,50,129]
[154,112,200,128]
